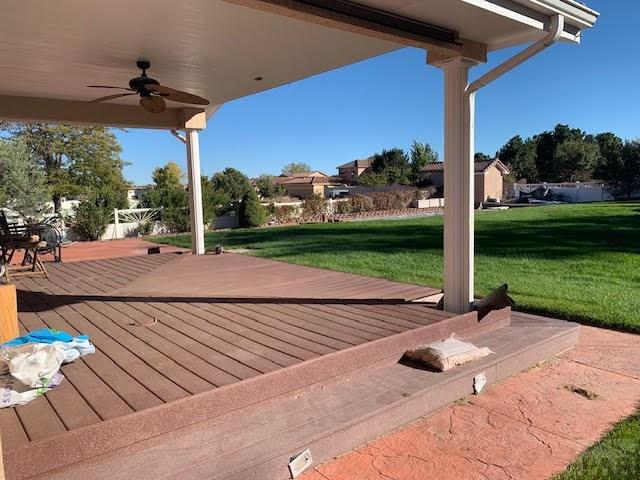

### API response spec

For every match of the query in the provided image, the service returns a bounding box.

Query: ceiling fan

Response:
[87,60,210,113]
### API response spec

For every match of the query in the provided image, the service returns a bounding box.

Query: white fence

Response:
[511,182,614,203]
[102,208,165,240]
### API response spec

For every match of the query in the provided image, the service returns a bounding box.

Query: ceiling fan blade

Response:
[147,85,209,105]
[89,92,137,103]
[87,85,134,91]
[140,96,166,113]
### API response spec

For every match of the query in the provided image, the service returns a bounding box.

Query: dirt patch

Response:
[564,384,602,400]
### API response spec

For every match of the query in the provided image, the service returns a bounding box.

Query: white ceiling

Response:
[0,1,400,108]
[0,0,596,116]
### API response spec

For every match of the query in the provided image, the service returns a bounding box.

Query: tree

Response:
[533,124,589,182]
[555,139,600,181]
[357,170,388,187]
[497,136,523,168]
[603,140,640,198]
[594,133,624,180]
[511,139,539,183]
[256,174,285,199]
[152,161,184,186]
[0,123,129,212]
[0,139,50,219]
[409,141,438,185]
[142,163,190,233]
[369,148,411,185]
[282,162,312,174]
[474,152,493,163]
[239,189,267,227]
[210,168,252,202]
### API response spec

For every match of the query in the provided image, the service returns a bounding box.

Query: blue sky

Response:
[119,0,637,184]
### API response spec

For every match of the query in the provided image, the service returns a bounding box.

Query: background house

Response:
[127,185,151,208]
[275,172,330,199]
[337,157,373,184]
[422,158,510,205]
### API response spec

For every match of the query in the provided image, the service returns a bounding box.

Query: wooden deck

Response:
[0,252,578,480]
[2,252,455,473]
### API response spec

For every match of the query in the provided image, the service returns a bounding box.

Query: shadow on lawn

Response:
[200,212,640,261]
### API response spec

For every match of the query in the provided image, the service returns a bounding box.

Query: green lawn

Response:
[154,202,640,331]
[553,410,640,480]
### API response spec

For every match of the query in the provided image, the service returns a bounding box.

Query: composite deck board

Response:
[0,410,29,447]
[242,303,360,348]
[336,303,434,329]
[257,302,373,343]
[212,303,339,356]
[280,303,385,341]
[120,301,269,379]
[18,278,192,403]
[5,252,450,453]
[87,300,240,388]
[176,302,317,362]
[308,304,408,334]
[141,301,301,369]
[18,291,157,416]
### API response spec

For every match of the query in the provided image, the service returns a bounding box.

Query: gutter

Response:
[513,0,599,28]
[467,14,564,94]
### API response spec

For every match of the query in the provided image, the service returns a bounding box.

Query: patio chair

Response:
[0,211,49,282]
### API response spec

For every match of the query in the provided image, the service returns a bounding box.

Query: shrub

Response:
[348,194,375,213]
[239,190,267,227]
[419,185,437,199]
[371,192,406,211]
[274,205,296,223]
[335,201,352,214]
[162,208,190,233]
[136,221,154,236]
[74,197,111,241]
[302,194,326,217]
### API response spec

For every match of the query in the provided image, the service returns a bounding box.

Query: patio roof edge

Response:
[0,95,207,130]
[221,0,488,63]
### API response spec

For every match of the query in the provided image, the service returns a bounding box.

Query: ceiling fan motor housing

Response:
[130,60,159,95]
[129,75,159,95]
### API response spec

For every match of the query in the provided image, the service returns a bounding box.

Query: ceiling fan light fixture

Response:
[140,95,166,113]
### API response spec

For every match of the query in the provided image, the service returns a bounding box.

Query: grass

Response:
[553,409,640,480]
[154,202,640,331]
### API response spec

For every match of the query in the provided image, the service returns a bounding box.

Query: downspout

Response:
[467,14,565,95]
[170,129,186,144]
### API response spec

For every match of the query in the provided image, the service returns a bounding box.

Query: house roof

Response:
[337,157,374,170]
[276,175,329,185]
[421,158,510,175]
[278,171,328,178]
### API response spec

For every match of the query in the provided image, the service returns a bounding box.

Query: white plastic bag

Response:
[0,372,64,408]
[0,344,65,388]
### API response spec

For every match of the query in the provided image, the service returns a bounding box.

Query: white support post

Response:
[185,129,205,255]
[441,58,477,313]
[113,208,119,240]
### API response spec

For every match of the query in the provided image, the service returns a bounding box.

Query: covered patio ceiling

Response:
[0,0,597,128]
